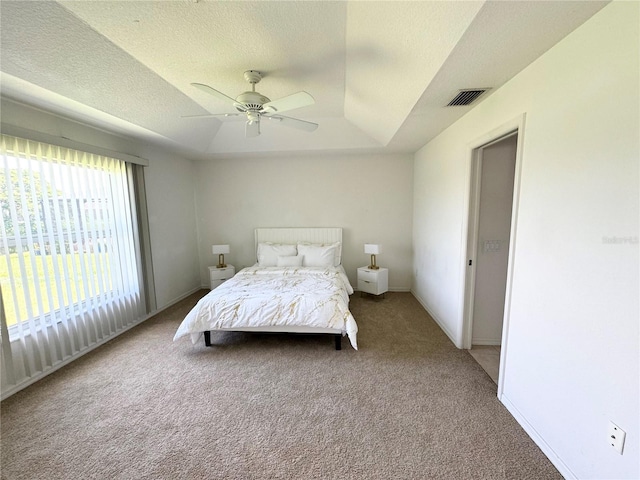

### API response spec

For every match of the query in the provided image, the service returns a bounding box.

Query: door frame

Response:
[460,114,526,398]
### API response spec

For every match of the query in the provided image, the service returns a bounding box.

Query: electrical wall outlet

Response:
[607,422,626,454]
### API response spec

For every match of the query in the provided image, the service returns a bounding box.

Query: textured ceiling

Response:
[0,1,608,159]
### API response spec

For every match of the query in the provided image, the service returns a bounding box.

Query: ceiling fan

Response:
[184,70,318,138]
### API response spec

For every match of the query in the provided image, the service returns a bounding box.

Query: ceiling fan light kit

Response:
[186,70,318,138]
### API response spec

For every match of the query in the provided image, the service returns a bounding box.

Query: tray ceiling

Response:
[0,1,608,159]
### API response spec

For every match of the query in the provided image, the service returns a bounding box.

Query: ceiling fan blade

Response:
[267,115,318,133]
[245,120,260,138]
[191,83,238,105]
[261,91,315,114]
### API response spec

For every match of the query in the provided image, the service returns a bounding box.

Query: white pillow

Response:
[276,255,303,267]
[297,242,341,266]
[257,243,297,266]
[297,243,338,268]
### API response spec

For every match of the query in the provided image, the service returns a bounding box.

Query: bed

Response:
[173,228,358,350]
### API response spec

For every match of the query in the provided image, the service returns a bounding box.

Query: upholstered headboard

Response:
[254,228,343,265]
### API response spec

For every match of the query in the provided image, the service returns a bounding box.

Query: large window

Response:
[1,134,149,397]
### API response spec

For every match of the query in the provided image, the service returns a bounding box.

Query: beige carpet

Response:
[1,291,561,479]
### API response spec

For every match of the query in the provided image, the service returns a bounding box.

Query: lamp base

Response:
[216,264,227,269]
[368,254,379,270]
[368,265,380,270]
[216,254,227,268]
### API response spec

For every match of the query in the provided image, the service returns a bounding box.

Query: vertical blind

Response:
[1,134,147,397]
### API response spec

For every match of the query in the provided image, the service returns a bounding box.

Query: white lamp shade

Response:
[364,244,381,255]
[212,244,230,255]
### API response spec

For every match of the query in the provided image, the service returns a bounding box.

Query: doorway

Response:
[464,128,520,388]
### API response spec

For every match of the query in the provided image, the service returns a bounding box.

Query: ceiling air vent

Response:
[446,89,489,106]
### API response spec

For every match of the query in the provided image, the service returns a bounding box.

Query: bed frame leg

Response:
[334,334,342,350]
[204,331,212,347]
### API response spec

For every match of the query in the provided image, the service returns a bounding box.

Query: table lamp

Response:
[212,244,230,268]
[364,244,381,270]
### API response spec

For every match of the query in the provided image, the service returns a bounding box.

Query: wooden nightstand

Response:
[209,265,235,290]
[357,266,389,296]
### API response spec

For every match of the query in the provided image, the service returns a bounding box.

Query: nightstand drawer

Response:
[358,269,379,283]
[209,265,235,290]
[358,279,377,294]
[357,267,389,296]
[211,278,230,289]
[210,271,233,281]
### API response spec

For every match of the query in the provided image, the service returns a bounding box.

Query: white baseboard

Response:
[410,289,461,348]
[154,286,204,315]
[500,394,576,480]
[409,289,575,479]
[471,338,502,346]
[353,288,412,293]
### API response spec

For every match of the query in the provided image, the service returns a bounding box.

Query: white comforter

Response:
[173,265,358,349]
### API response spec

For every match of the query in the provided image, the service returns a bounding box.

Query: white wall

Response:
[1,99,201,310]
[143,148,200,309]
[413,3,638,479]
[193,153,413,290]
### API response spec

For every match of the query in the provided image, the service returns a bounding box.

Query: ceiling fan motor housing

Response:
[235,91,271,111]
